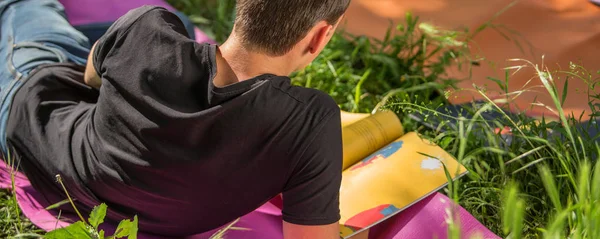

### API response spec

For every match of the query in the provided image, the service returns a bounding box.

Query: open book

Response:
[338,111,468,238]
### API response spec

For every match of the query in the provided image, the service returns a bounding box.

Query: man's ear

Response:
[308,22,334,54]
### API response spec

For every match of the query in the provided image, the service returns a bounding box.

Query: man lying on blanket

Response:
[0,0,350,237]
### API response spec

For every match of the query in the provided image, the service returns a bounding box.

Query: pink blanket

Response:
[59,0,214,44]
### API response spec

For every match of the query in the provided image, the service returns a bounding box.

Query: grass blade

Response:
[505,146,546,165]
[539,166,563,212]
[591,149,600,201]
[561,79,569,107]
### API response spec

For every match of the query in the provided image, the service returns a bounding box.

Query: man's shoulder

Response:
[266,76,339,115]
[97,5,181,45]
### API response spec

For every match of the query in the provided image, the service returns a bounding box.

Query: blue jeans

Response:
[0,0,91,154]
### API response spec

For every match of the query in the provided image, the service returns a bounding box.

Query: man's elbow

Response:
[283,221,340,239]
[84,42,102,88]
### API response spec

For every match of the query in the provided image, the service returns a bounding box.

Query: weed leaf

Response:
[45,221,92,239]
[45,199,70,211]
[89,203,108,229]
[114,215,138,239]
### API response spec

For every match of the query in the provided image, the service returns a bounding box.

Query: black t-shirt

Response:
[6,6,342,236]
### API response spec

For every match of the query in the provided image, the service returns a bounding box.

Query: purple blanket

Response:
[59,0,214,44]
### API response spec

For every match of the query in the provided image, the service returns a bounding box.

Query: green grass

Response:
[0,190,41,238]
[3,1,600,238]
[417,61,600,238]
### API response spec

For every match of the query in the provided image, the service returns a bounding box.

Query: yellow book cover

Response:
[338,111,468,238]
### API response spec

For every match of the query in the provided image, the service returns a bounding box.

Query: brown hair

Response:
[234,0,351,56]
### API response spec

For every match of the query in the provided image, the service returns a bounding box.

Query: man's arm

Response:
[283,221,339,239]
[84,6,164,89]
[84,41,102,88]
[282,106,343,239]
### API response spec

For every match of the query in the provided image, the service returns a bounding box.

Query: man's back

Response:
[7,6,342,236]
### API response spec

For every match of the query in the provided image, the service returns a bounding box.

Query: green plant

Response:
[499,159,600,239]
[44,203,137,239]
[43,175,138,239]
[394,59,600,238]
[165,0,236,43]
[0,150,43,238]
[291,13,473,113]
[0,191,41,238]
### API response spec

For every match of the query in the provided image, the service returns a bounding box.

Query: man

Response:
[0,0,350,238]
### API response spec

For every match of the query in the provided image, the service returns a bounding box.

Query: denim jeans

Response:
[0,0,91,154]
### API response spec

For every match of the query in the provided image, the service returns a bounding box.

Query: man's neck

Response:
[213,36,295,88]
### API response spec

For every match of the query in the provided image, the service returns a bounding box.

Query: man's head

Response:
[233,0,351,70]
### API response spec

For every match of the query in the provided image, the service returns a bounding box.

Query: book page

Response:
[342,111,404,170]
[338,132,468,238]
[340,111,371,127]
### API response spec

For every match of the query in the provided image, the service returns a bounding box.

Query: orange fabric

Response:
[342,0,600,119]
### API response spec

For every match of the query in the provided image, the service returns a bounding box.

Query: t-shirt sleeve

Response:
[93,5,164,75]
[282,110,343,225]
[91,5,211,112]
[92,5,194,73]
